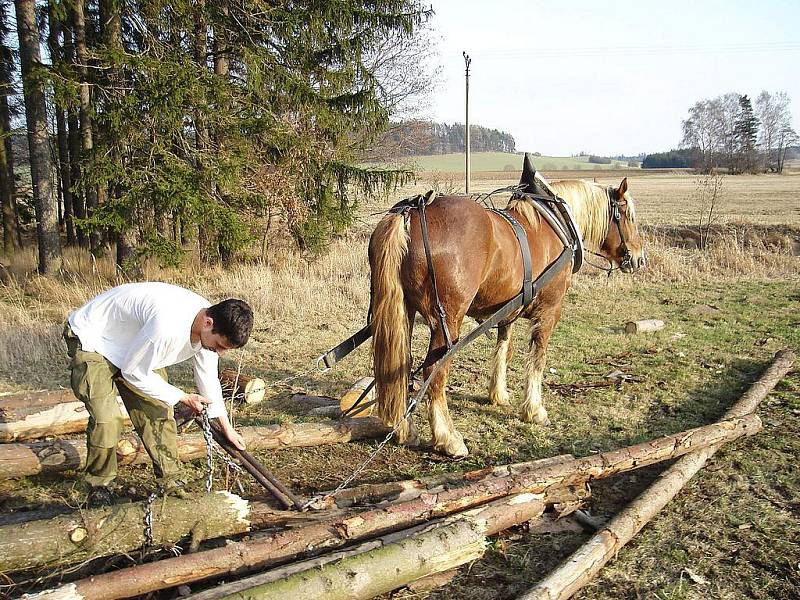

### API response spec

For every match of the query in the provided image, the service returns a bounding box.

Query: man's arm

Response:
[193,350,246,450]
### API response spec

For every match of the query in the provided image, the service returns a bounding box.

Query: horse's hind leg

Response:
[425,320,469,458]
[488,323,514,406]
[520,304,563,426]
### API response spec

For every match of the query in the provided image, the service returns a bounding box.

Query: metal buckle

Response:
[315,354,332,373]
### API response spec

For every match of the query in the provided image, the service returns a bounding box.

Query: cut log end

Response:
[624,319,665,334]
[219,369,266,405]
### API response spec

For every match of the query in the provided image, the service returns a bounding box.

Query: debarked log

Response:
[1,492,251,573]
[30,414,760,599]
[0,418,390,480]
[0,397,130,442]
[517,349,795,600]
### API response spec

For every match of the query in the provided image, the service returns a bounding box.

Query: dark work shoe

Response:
[86,485,115,508]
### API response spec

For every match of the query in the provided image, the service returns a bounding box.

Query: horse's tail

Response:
[369,212,411,440]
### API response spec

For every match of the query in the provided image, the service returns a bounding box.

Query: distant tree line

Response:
[367,119,516,159]
[0,0,433,276]
[679,91,797,174]
[641,149,694,169]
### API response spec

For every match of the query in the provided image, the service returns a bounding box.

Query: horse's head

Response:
[600,178,646,273]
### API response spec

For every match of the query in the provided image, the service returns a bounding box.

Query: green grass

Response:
[385,152,636,173]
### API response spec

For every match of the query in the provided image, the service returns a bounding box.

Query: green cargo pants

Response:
[63,323,181,487]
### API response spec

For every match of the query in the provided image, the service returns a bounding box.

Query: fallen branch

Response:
[518,349,795,600]
[0,418,389,479]
[29,414,759,599]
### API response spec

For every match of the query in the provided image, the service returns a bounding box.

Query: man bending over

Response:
[63,282,253,507]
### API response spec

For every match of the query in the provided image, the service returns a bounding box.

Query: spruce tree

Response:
[734,94,759,174]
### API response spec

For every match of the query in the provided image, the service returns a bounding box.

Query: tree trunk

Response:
[14,0,62,274]
[48,1,76,245]
[0,418,390,479]
[0,35,18,253]
[72,0,100,253]
[0,491,252,573]
[518,349,795,600]
[62,21,86,248]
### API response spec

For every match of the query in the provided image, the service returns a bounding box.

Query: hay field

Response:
[0,169,798,599]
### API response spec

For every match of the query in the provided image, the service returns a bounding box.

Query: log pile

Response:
[3,351,792,600]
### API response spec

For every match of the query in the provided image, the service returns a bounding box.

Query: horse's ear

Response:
[519,153,537,190]
[618,177,628,196]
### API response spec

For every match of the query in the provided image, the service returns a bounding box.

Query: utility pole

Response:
[463,51,471,194]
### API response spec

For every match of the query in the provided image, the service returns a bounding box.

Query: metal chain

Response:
[143,492,157,546]
[301,394,421,510]
[200,409,215,493]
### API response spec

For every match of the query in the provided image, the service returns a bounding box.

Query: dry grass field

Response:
[0,169,798,599]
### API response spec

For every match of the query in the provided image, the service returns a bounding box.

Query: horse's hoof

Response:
[434,434,469,459]
[489,390,511,407]
[520,407,550,426]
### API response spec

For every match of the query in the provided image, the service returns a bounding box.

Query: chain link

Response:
[200,409,215,493]
[143,492,157,546]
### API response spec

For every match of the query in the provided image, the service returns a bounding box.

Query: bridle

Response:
[583,187,634,274]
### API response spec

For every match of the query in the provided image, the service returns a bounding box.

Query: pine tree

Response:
[734,94,759,174]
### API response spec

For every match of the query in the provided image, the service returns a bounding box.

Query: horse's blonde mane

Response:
[506,179,625,250]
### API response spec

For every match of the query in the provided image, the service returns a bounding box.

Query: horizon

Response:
[424,0,800,157]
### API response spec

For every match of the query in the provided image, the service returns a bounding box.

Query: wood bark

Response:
[28,414,761,599]
[0,418,390,479]
[62,20,85,248]
[1,492,251,573]
[71,0,100,252]
[518,349,795,600]
[47,2,75,245]
[0,397,129,442]
[14,0,62,274]
[0,23,18,254]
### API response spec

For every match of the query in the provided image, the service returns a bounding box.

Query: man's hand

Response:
[179,393,211,415]
[225,427,247,451]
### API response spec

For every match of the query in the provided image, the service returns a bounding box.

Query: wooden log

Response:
[624,319,665,334]
[0,397,130,442]
[1,492,250,573]
[0,417,390,480]
[0,389,73,411]
[518,349,795,600]
[30,415,760,599]
[219,369,265,405]
[339,376,375,417]
[1,494,340,574]
[219,493,547,600]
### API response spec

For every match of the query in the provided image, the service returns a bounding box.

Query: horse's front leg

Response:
[488,322,514,406]
[520,309,561,426]
[425,323,469,458]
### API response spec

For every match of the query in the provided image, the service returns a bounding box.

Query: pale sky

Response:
[426,0,800,156]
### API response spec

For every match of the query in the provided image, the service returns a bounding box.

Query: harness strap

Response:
[490,209,534,307]
[418,193,453,350]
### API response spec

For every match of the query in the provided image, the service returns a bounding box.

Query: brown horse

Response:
[368,163,646,458]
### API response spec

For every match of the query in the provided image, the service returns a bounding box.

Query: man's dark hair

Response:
[208,299,253,347]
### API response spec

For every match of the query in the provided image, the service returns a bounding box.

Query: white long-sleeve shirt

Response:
[68,282,227,419]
